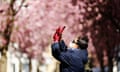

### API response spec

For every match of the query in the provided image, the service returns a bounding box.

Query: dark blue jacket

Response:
[51,40,88,72]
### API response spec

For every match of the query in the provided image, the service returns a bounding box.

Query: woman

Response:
[51,26,89,72]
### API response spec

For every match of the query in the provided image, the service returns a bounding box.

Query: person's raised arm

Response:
[51,26,66,60]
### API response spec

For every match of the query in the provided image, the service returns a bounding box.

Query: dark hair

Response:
[72,36,89,49]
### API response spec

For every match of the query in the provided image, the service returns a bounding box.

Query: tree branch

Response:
[14,0,25,16]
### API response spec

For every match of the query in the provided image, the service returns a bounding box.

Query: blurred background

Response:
[0,0,120,72]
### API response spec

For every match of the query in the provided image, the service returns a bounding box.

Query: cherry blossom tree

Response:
[0,0,25,55]
[0,0,120,72]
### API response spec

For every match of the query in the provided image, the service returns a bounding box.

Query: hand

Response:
[53,26,66,42]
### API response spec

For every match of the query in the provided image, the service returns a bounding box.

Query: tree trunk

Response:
[0,51,7,72]
[108,56,113,72]
[29,58,32,72]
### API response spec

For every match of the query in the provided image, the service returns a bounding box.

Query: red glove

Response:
[53,26,66,42]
